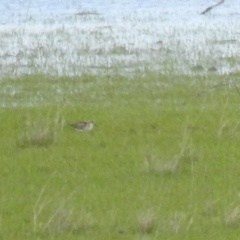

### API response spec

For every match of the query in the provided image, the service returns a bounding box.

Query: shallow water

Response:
[0,0,239,77]
[1,0,239,24]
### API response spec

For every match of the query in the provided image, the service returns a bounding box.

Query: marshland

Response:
[1,0,240,239]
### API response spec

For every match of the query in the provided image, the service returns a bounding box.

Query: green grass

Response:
[1,72,240,239]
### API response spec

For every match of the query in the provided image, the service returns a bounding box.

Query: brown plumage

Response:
[70,121,94,131]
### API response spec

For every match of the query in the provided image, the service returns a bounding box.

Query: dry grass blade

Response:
[225,206,240,227]
[144,153,179,175]
[138,210,156,234]
[17,112,63,148]
[45,208,94,233]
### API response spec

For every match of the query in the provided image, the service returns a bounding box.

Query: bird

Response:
[69,120,94,131]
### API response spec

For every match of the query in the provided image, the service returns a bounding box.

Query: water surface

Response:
[0,0,239,77]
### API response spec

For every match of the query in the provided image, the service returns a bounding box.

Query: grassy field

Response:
[1,72,240,239]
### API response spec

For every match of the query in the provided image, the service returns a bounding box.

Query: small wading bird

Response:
[69,120,94,131]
